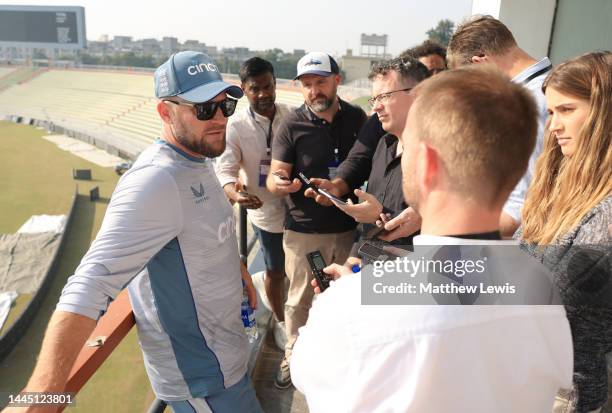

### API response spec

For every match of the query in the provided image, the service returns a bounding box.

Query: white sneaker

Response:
[273,320,288,351]
[251,271,272,312]
[274,355,292,389]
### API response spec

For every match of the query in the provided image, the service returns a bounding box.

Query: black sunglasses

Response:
[163,98,238,121]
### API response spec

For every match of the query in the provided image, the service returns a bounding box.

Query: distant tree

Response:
[107,52,157,68]
[33,50,48,59]
[80,53,101,65]
[249,49,301,79]
[426,19,454,47]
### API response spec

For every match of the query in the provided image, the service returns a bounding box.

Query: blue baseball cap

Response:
[154,51,243,103]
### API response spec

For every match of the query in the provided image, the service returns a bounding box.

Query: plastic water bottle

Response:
[241,281,258,343]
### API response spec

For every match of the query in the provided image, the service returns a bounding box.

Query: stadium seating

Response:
[0,67,366,157]
[0,69,159,147]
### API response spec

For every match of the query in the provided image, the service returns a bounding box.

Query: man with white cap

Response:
[7,52,263,413]
[266,51,366,389]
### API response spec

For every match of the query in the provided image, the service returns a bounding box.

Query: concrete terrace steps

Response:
[111,114,160,131]
[121,110,159,125]
[105,123,158,145]
[0,67,365,157]
[29,69,154,96]
[108,119,159,140]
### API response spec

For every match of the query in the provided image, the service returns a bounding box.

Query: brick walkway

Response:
[252,328,309,413]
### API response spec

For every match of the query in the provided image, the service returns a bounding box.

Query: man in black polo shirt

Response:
[308,57,429,267]
[266,51,366,388]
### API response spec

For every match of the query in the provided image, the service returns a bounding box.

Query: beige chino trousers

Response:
[282,228,356,358]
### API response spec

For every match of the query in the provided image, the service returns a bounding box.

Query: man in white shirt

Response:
[446,15,552,237]
[291,66,573,413]
[216,57,291,327]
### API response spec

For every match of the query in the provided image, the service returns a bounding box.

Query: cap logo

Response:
[157,68,169,94]
[187,62,219,76]
[304,59,322,66]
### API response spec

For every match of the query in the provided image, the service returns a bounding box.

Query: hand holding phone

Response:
[317,188,348,205]
[364,224,388,239]
[299,173,348,205]
[377,207,421,242]
[270,170,301,194]
[272,171,291,182]
[297,172,319,192]
[234,183,262,209]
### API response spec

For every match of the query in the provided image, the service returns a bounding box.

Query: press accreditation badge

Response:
[328,166,338,180]
[259,159,271,187]
[328,148,340,179]
[328,159,340,180]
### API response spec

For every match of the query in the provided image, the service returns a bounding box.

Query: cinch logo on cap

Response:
[187,62,220,76]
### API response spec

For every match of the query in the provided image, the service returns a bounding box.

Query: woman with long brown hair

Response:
[518,51,612,412]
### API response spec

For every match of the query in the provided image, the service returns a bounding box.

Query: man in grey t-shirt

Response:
[8,52,264,413]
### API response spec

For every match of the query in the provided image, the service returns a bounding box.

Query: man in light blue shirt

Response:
[447,15,552,237]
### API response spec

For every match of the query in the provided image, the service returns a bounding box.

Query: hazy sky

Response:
[6,0,473,56]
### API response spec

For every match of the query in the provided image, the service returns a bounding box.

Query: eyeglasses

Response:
[367,88,413,108]
[163,98,238,120]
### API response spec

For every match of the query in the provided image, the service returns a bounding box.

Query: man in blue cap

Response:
[8,52,264,413]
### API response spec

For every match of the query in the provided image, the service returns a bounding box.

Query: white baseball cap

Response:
[294,52,340,80]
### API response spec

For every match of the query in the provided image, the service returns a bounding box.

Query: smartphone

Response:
[364,212,397,239]
[271,171,291,181]
[379,212,394,224]
[298,173,348,204]
[364,224,388,239]
[237,190,253,197]
[297,172,320,193]
[306,250,331,292]
[317,188,348,205]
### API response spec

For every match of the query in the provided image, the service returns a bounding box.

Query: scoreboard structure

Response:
[0,5,86,50]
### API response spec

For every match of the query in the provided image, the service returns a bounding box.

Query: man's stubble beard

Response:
[310,98,333,112]
[253,96,275,114]
[308,89,337,113]
[172,119,226,158]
